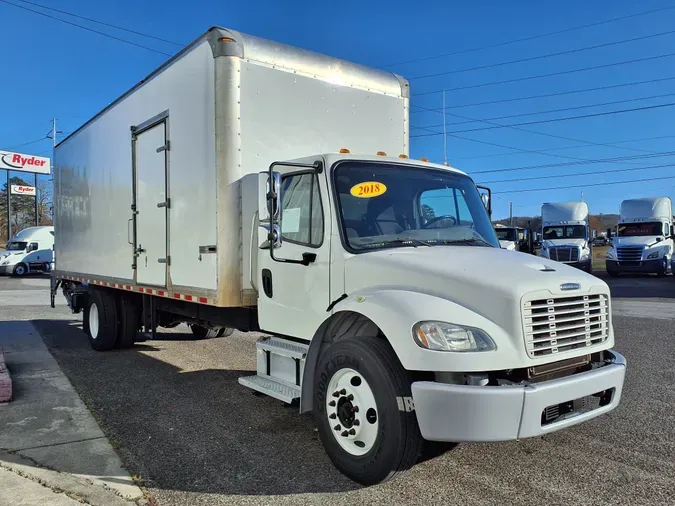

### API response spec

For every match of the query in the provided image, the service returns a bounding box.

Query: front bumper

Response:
[411,350,626,442]
[0,265,11,275]
[606,258,664,273]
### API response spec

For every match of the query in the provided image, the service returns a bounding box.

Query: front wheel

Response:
[656,257,668,277]
[313,337,423,485]
[12,263,27,277]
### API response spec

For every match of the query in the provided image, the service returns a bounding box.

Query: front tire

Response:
[12,263,27,277]
[86,289,118,351]
[313,337,423,485]
[657,257,668,277]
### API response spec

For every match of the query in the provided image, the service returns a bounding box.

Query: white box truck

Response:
[0,225,54,276]
[539,202,592,273]
[606,197,673,277]
[50,27,626,485]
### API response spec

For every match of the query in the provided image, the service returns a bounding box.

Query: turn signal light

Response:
[219,37,235,43]
[339,148,350,153]
[420,157,429,162]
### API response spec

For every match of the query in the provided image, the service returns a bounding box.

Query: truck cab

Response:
[0,226,54,276]
[539,202,592,273]
[494,224,533,253]
[606,197,673,277]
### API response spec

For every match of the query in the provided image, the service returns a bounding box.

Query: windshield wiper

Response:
[384,238,432,247]
[436,237,493,247]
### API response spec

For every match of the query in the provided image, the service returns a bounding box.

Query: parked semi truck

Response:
[0,226,54,276]
[50,27,626,485]
[539,202,592,273]
[606,197,673,277]
[494,224,534,253]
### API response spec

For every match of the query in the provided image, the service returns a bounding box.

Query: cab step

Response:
[238,336,308,404]
[238,375,300,403]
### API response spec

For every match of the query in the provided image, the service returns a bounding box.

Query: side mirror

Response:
[266,172,282,221]
[259,224,282,249]
[476,185,492,218]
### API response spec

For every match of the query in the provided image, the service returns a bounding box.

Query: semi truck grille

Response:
[616,246,643,262]
[549,247,579,263]
[523,294,609,358]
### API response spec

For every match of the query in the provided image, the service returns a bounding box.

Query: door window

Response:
[280,173,324,247]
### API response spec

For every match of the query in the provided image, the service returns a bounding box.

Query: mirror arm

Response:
[476,185,492,218]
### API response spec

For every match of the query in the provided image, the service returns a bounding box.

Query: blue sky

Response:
[1,0,674,219]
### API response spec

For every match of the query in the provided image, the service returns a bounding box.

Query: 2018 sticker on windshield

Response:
[350,181,387,198]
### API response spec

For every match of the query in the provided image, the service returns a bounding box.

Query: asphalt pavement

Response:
[1,272,674,505]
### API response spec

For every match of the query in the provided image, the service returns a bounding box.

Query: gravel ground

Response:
[2,274,675,506]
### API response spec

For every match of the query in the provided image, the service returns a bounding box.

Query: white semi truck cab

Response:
[0,226,54,276]
[606,197,673,277]
[50,26,626,486]
[539,202,592,273]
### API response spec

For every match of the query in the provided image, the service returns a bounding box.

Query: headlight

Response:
[580,252,590,261]
[1,259,9,266]
[412,321,496,352]
[606,249,615,259]
[647,250,662,259]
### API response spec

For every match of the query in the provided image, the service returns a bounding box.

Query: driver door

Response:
[257,166,332,340]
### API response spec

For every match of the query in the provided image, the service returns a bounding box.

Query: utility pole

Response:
[44,118,61,226]
[442,90,447,165]
[6,168,10,241]
[580,190,584,202]
[509,202,513,226]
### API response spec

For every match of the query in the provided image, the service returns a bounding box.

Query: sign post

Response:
[0,150,51,242]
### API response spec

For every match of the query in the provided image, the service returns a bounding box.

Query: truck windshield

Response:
[6,241,27,251]
[543,225,586,240]
[617,222,663,237]
[333,162,499,251]
[495,229,517,241]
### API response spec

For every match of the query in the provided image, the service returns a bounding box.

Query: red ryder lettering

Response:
[12,154,47,167]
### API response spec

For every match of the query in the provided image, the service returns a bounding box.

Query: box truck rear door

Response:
[132,118,169,287]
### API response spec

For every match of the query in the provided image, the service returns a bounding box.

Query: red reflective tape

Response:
[184,295,193,301]
[138,288,145,293]
[199,297,208,303]
[126,285,132,290]
[173,293,181,299]
[158,291,165,296]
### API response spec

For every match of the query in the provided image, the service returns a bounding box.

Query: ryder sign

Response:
[0,150,51,175]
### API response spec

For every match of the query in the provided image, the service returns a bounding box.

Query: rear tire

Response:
[313,336,423,485]
[86,289,119,351]
[189,324,220,339]
[217,327,234,337]
[12,263,27,277]
[116,295,140,349]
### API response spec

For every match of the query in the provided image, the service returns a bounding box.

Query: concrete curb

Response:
[0,450,145,506]
[0,346,12,403]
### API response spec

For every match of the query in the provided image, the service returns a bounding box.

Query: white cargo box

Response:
[54,27,409,307]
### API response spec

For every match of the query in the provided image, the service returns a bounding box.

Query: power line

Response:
[410,29,675,81]
[412,91,675,130]
[381,6,674,67]
[17,0,183,46]
[415,51,675,96]
[472,151,675,175]
[411,101,675,137]
[493,175,675,195]
[0,0,173,57]
[478,162,675,184]
[411,76,675,112]
[453,134,675,161]
[412,103,655,155]
[2,137,47,151]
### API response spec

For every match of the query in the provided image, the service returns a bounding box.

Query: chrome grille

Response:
[523,294,609,358]
[616,246,643,262]
[549,247,579,263]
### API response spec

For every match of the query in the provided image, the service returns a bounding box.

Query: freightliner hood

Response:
[612,236,662,247]
[542,238,586,249]
[344,246,607,339]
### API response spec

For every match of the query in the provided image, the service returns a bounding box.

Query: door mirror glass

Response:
[266,172,282,221]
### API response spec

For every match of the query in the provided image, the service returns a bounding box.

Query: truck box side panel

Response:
[234,60,408,295]
[55,41,217,291]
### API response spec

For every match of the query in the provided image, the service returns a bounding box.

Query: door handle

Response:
[128,219,133,245]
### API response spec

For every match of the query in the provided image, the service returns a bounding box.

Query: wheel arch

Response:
[300,310,383,413]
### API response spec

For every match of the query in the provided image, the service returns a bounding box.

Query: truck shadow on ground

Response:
[31,319,454,497]
[594,271,675,299]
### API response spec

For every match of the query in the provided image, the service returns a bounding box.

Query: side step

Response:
[238,336,308,404]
